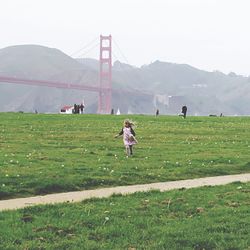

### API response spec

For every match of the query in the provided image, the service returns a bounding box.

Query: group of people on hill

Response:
[73,103,84,114]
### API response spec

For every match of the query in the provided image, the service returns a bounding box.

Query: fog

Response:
[1,0,250,75]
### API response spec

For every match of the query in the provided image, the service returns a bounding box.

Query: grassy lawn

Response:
[0,113,250,199]
[0,182,249,249]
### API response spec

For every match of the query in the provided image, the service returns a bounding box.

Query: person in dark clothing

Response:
[73,104,77,114]
[181,105,187,118]
[156,109,159,117]
[80,103,84,114]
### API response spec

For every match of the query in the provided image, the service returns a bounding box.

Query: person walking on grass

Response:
[181,105,187,118]
[115,119,138,156]
[156,109,159,117]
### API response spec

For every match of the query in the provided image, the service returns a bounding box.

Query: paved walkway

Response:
[1,173,250,211]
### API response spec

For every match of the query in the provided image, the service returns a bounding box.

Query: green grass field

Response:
[0,113,250,199]
[0,182,249,249]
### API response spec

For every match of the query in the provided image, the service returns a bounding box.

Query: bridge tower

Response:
[98,35,112,114]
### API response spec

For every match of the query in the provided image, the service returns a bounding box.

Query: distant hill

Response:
[0,45,98,113]
[0,44,250,115]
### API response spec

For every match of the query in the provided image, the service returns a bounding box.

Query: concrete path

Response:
[1,173,250,211]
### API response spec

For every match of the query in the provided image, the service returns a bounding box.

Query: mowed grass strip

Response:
[0,113,250,199]
[0,182,249,249]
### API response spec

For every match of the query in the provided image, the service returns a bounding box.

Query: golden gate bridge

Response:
[0,35,153,114]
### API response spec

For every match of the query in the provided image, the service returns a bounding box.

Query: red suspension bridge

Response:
[0,35,151,113]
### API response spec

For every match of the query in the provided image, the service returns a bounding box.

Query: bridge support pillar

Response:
[98,35,112,114]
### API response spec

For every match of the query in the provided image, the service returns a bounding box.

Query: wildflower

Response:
[103,217,109,225]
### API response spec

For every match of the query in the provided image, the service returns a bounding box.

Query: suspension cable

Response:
[77,42,99,58]
[70,36,99,57]
[113,38,130,64]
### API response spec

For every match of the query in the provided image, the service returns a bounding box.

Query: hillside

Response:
[0,45,98,113]
[0,45,250,115]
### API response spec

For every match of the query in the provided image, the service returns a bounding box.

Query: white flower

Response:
[103,216,110,225]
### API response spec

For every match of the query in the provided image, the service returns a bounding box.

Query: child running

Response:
[115,119,138,156]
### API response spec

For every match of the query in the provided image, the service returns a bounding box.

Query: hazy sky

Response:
[1,0,250,75]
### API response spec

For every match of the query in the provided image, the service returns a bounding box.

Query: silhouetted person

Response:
[156,109,159,117]
[73,104,77,114]
[80,103,84,114]
[181,105,187,118]
[77,105,80,114]
[111,108,114,115]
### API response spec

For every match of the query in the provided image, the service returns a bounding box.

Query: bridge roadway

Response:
[0,75,153,96]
